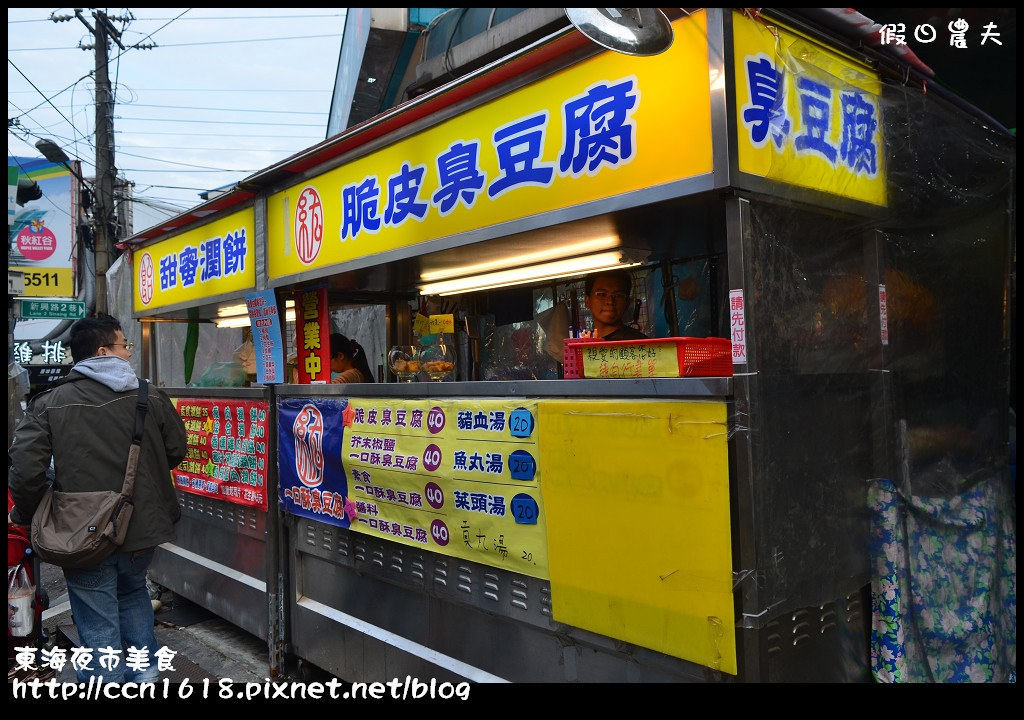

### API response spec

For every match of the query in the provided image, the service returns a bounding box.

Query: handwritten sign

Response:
[428,314,455,334]
[412,313,430,336]
[581,341,679,378]
[578,338,732,378]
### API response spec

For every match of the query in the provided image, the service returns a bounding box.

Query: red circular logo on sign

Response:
[16,225,57,261]
[138,253,155,305]
[293,186,324,265]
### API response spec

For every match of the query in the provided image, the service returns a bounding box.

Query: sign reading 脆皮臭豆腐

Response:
[265,12,714,281]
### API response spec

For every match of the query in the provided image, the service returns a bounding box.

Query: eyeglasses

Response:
[105,342,134,351]
[592,291,628,301]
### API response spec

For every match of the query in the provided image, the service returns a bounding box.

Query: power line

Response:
[119,166,260,174]
[8,12,346,24]
[113,130,321,139]
[114,117,326,127]
[117,143,313,152]
[10,87,330,94]
[8,8,345,214]
[8,33,344,52]
[7,59,94,146]
[107,103,329,116]
[93,87,329,93]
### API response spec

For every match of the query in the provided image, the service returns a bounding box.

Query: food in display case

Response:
[388,345,421,382]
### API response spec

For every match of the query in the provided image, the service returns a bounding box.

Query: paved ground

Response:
[12,559,336,685]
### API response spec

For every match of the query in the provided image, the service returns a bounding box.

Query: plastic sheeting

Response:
[731,29,1015,682]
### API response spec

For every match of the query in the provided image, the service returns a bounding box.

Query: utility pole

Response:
[75,9,126,316]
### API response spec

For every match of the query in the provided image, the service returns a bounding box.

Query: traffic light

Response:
[16,177,41,206]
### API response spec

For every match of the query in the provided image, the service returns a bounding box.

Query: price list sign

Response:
[278,396,547,579]
[245,289,285,385]
[173,398,270,510]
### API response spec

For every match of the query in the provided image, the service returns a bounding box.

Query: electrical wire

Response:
[8,9,347,214]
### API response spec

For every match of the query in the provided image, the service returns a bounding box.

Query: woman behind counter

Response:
[330,333,375,383]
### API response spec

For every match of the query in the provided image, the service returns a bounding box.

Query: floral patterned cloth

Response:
[869,475,1016,682]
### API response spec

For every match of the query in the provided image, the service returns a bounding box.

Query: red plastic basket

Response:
[563,336,733,379]
[562,337,603,378]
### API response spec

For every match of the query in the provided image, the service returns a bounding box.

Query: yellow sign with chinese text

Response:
[12,267,74,298]
[412,313,430,336]
[266,12,713,280]
[580,340,679,378]
[428,314,455,334]
[344,397,547,578]
[732,9,887,206]
[133,207,256,312]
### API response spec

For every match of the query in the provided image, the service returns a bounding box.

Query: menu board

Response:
[173,397,270,510]
[245,289,285,385]
[278,396,547,579]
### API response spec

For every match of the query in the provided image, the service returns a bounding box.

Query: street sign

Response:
[18,299,87,319]
[26,364,73,388]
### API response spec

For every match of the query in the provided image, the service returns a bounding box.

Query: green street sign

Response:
[19,299,87,319]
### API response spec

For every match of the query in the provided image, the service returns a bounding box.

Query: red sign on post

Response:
[16,223,58,261]
[294,287,330,383]
[173,398,270,510]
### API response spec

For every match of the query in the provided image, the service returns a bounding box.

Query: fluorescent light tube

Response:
[217,299,294,317]
[213,315,253,328]
[418,251,642,296]
[214,309,295,328]
[419,236,620,282]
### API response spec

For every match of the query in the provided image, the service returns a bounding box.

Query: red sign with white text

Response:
[17,223,58,261]
[172,398,270,510]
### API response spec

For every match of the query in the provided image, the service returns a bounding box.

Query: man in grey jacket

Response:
[8,314,187,684]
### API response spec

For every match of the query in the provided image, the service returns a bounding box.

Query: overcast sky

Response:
[8,8,347,232]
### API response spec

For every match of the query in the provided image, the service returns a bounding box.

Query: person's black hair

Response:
[584,269,633,296]
[330,332,375,382]
[69,313,122,362]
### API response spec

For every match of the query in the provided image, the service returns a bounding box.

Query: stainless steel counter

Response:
[268,376,732,399]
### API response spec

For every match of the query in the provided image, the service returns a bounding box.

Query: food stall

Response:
[126,200,281,649]
[127,9,1015,682]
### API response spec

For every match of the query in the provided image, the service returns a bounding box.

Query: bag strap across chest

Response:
[121,380,150,498]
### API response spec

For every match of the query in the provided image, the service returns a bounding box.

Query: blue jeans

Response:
[63,548,161,684]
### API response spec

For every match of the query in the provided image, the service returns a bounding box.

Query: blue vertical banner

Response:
[278,396,353,526]
[245,289,285,384]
